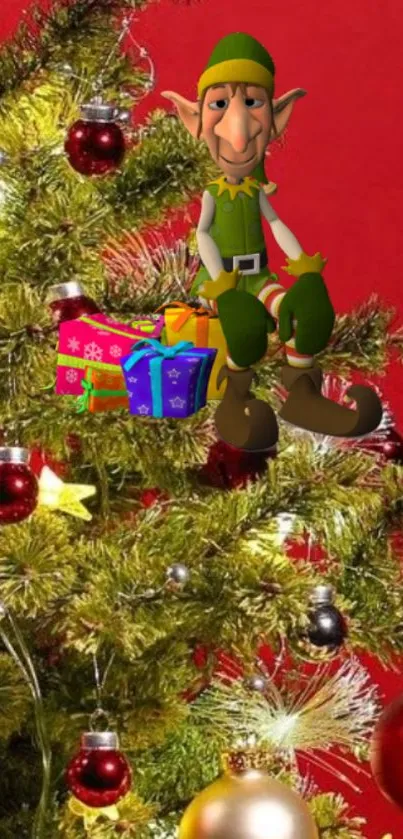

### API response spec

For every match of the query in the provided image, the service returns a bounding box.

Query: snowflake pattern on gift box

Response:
[169,397,186,409]
[110,345,123,358]
[66,369,79,383]
[84,342,103,362]
[68,337,80,353]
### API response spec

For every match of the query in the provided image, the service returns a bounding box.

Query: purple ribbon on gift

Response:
[123,338,210,417]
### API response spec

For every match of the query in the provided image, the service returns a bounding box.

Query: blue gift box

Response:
[121,339,217,418]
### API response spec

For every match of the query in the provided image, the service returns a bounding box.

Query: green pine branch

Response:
[0,0,400,836]
[0,0,145,98]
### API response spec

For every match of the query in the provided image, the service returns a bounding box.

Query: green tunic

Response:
[191,175,277,298]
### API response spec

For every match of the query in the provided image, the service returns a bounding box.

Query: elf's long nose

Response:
[215,98,260,153]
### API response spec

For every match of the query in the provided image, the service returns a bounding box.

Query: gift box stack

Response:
[56,312,165,402]
[157,302,227,400]
[54,290,226,418]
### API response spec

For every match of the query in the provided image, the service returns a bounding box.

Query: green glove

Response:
[217,289,276,368]
[278,272,335,355]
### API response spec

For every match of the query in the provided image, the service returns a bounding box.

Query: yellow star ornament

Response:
[38,466,96,520]
[68,796,119,829]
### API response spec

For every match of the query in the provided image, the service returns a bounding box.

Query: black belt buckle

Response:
[238,258,255,271]
[232,251,263,274]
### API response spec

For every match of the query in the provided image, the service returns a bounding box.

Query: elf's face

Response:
[201,83,271,180]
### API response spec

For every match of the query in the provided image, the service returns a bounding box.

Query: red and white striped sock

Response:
[258,280,313,369]
[284,339,314,368]
[258,281,285,319]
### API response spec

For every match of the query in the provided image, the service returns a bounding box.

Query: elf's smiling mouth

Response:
[219,153,256,165]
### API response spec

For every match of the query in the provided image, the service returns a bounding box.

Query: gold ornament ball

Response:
[179,771,318,839]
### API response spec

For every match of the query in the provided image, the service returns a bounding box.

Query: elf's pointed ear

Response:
[161,91,201,138]
[271,88,306,138]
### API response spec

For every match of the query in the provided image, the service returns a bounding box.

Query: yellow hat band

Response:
[197,58,274,98]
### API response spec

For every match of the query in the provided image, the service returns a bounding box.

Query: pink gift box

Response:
[56,313,164,395]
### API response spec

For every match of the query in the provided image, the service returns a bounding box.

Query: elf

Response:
[162,33,382,451]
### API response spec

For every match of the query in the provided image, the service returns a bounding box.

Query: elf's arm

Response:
[258,190,334,355]
[258,190,325,311]
[196,191,240,301]
[196,191,223,281]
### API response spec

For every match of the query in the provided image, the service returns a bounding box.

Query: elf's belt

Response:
[221,249,268,275]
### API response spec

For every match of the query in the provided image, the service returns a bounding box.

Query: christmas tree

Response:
[0,1,403,837]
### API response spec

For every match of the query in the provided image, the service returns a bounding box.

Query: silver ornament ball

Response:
[166,563,190,586]
[245,674,268,693]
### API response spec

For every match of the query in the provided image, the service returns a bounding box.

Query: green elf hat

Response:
[197,32,275,99]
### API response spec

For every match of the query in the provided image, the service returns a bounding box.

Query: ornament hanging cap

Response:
[80,96,120,123]
[222,748,278,776]
[48,281,84,301]
[310,584,334,606]
[198,32,275,98]
[81,731,119,750]
[0,447,29,465]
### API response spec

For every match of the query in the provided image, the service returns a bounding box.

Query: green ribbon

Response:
[77,379,128,413]
[131,319,156,333]
[57,353,120,372]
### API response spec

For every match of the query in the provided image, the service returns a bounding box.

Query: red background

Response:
[1,0,403,835]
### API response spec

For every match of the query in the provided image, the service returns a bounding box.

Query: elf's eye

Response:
[208,99,229,110]
[244,97,264,108]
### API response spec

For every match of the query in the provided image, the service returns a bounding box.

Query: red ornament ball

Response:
[66,732,131,808]
[65,117,125,176]
[382,429,403,463]
[140,488,168,508]
[0,447,38,525]
[66,433,82,455]
[199,440,275,490]
[370,693,403,809]
[50,295,100,325]
[48,281,100,326]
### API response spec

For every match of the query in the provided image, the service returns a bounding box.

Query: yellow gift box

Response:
[158,302,227,400]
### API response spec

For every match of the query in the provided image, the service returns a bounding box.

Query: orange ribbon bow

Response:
[157,301,215,348]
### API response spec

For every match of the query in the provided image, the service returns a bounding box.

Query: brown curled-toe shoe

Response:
[214,365,278,452]
[279,364,383,438]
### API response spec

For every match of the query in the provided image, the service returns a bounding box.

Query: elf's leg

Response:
[258,280,383,437]
[192,265,278,450]
[258,281,315,370]
[214,285,279,451]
